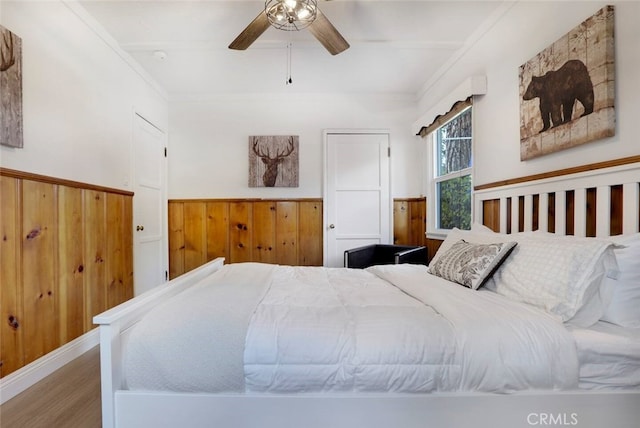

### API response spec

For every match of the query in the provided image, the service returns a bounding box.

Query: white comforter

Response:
[125,263,579,393]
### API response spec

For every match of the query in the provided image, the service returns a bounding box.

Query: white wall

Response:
[169,93,421,199]
[416,1,640,187]
[0,1,168,191]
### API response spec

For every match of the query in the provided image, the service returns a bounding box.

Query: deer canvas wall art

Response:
[249,136,299,187]
[0,25,23,148]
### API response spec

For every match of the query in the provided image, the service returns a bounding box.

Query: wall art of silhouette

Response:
[248,135,299,188]
[519,6,615,161]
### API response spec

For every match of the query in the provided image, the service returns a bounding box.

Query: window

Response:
[434,106,472,230]
[422,101,473,236]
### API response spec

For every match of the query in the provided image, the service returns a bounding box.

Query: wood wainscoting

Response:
[0,169,134,378]
[393,198,426,246]
[393,197,440,262]
[169,197,432,279]
[168,199,323,278]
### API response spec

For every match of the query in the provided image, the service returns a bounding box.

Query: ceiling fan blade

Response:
[308,9,350,55]
[229,11,271,50]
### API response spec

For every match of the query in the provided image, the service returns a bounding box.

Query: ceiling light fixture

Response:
[229,0,349,56]
[265,0,318,31]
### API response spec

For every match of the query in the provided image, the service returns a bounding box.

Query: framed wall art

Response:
[248,135,299,188]
[0,25,23,148]
[519,5,615,161]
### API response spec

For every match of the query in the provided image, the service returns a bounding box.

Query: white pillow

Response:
[601,233,640,328]
[428,239,517,289]
[483,234,615,325]
[434,228,616,326]
[565,248,617,328]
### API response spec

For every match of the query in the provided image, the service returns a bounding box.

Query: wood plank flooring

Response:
[0,346,102,427]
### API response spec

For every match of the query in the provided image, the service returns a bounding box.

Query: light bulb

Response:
[297,8,310,19]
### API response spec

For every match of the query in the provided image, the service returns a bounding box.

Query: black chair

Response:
[344,244,427,269]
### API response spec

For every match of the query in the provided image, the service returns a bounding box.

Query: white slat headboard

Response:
[474,162,640,238]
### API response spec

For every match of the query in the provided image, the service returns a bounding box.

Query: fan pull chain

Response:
[286,42,293,85]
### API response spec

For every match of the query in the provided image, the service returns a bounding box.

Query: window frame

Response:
[424,105,474,240]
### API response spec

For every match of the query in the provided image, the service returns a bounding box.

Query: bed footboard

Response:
[113,390,640,428]
[93,257,225,428]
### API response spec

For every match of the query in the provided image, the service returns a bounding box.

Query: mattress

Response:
[124,263,579,394]
[568,321,640,389]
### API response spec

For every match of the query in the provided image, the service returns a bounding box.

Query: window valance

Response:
[417,97,473,137]
[412,75,486,136]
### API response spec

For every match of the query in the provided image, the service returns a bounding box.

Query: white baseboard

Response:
[0,328,99,405]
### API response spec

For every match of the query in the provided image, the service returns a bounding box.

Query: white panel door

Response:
[133,113,167,295]
[324,131,391,267]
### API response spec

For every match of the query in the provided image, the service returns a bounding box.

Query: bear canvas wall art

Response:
[519,6,615,161]
[523,59,594,133]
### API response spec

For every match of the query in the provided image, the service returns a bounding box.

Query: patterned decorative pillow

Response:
[429,239,517,289]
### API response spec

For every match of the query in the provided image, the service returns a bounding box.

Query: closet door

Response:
[324,131,391,267]
[133,113,168,295]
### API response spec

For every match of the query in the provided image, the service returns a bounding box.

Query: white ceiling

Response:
[78,0,505,98]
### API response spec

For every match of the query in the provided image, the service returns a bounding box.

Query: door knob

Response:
[329,224,335,229]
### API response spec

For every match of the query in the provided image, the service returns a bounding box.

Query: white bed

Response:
[95,162,640,428]
[569,321,640,390]
[124,263,578,394]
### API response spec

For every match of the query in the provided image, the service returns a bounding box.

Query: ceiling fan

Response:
[229,0,350,55]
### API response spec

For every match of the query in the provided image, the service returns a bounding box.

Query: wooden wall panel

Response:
[426,238,444,262]
[532,194,540,231]
[393,200,409,245]
[57,186,84,343]
[610,185,623,235]
[206,202,229,262]
[168,202,185,280]
[276,202,298,266]
[229,202,253,263]
[84,190,107,329]
[298,201,323,266]
[168,198,430,278]
[548,192,556,233]
[22,181,58,364]
[586,188,597,237]
[0,168,133,378]
[168,197,429,274]
[106,193,126,310]
[517,196,525,233]
[253,202,277,264]
[482,199,500,232]
[1,176,23,377]
[169,199,323,276]
[566,190,575,235]
[409,199,427,247]
[393,198,426,253]
[183,202,207,273]
[122,196,134,303]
